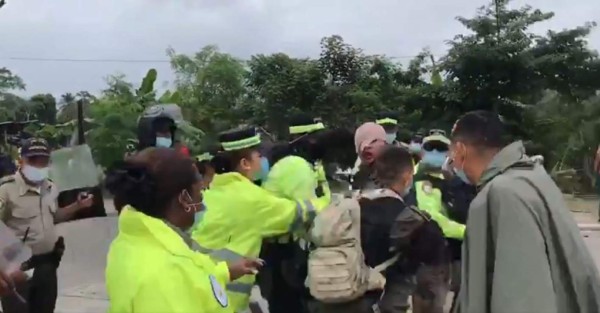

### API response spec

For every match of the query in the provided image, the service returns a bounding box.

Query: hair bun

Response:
[105,161,155,207]
[211,152,232,174]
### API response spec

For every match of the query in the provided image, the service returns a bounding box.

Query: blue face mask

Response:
[155,137,172,148]
[455,169,471,185]
[254,157,270,182]
[408,142,422,154]
[385,133,396,144]
[422,150,447,168]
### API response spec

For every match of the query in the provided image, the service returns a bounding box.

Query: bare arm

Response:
[53,201,81,224]
[53,193,93,223]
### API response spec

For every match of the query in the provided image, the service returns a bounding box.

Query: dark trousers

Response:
[258,241,310,313]
[412,263,450,313]
[265,260,308,313]
[1,261,58,313]
[378,275,414,313]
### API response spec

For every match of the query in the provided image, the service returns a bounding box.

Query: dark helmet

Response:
[136,104,181,150]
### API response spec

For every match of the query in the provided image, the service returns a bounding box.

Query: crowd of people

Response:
[1,107,600,313]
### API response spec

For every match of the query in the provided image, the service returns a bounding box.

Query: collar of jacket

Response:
[118,206,196,258]
[211,172,251,187]
[478,140,529,188]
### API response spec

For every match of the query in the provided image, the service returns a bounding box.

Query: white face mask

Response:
[385,133,396,144]
[21,165,49,184]
[155,137,172,148]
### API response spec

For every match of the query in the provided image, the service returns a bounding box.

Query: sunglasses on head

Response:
[428,129,446,136]
[423,141,449,152]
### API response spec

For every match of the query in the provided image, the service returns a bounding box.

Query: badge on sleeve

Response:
[422,181,433,194]
[209,275,228,308]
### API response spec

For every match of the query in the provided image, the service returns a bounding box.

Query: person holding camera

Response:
[0,138,94,313]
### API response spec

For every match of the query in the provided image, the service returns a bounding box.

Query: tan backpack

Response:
[306,189,408,303]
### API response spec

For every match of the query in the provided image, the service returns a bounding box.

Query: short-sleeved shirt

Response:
[0,172,59,255]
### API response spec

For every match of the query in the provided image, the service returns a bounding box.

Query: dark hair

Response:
[213,127,261,174]
[211,148,256,174]
[289,113,317,128]
[451,110,509,149]
[373,146,413,186]
[105,148,197,218]
[195,160,213,175]
[152,117,174,134]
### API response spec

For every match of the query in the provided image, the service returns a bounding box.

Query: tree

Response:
[247,53,325,136]
[57,92,95,123]
[30,94,57,124]
[0,68,28,121]
[442,0,600,138]
[169,46,247,133]
[0,68,24,92]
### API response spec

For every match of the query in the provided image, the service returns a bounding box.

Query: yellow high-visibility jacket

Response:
[106,206,232,313]
[192,172,330,311]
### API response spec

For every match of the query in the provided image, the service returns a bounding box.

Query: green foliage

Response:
[0,67,25,91]
[169,46,248,134]
[2,0,599,191]
[30,94,57,124]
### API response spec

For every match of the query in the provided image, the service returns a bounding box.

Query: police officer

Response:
[410,130,465,239]
[441,157,476,312]
[0,138,94,313]
[375,111,400,145]
[136,104,178,150]
[196,152,216,189]
[259,115,331,313]
[192,127,330,313]
[407,131,425,166]
[405,130,465,313]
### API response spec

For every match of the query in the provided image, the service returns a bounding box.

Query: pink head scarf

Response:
[354,122,386,164]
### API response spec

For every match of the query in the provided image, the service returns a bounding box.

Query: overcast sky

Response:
[0,0,598,97]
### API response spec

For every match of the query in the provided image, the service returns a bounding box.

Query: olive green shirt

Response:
[0,172,59,255]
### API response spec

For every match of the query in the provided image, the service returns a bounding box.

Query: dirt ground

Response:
[564,194,600,223]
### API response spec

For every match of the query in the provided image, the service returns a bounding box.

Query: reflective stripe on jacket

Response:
[106,206,232,313]
[192,172,330,311]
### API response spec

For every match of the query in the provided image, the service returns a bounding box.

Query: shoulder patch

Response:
[209,275,228,308]
[0,176,16,188]
[421,181,433,194]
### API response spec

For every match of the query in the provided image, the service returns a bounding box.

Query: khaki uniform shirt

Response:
[0,172,59,255]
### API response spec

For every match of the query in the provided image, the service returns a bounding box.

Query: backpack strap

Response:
[359,188,402,201]
[372,254,400,273]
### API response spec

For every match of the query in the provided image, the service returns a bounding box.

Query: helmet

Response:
[136,104,182,150]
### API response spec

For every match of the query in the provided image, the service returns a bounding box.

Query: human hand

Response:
[227,258,264,281]
[315,163,327,182]
[0,271,27,297]
[76,192,94,209]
